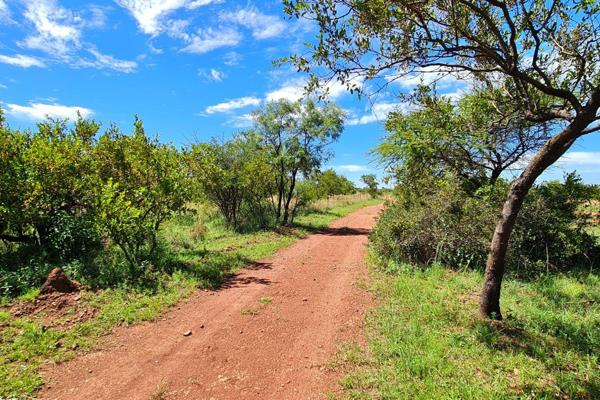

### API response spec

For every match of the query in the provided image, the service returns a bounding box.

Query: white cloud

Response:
[82,48,138,73]
[198,67,225,81]
[559,152,600,166]
[334,165,370,172]
[21,0,82,56]
[187,0,222,9]
[347,102,401,126]
[210,69,224,81]
[85,5,109,29]
[223,51,242,66]
[115,0,185,35]
[266,77,363,102]
[0,0,9,19]
[0,84,7,89]
[181,28,241,54]
[386,66,470,91]
[5,102,93,121]
[0,54,46,68]
[266,79,305,102]
[204,96,261,114]
[115,0,222,35]
[220,7,285,40]
[227,113,255,128]
[18,1,134,73]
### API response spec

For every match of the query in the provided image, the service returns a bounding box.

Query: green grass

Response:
[0,195,380,398]
[338,263,600,399]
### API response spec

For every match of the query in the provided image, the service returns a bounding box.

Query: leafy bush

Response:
[187,134,275,231]
[371,175,495,269]
[510,173,599,273]
[0,114,190,294]
[372,173,599,275]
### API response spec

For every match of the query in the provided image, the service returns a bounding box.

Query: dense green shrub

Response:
[371,175,495,269]
[92,119,190,278]
[0,115,190,295]
[372,174,599,275]
[510,173,599,273]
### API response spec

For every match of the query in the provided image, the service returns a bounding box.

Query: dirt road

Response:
[40,204,382,400]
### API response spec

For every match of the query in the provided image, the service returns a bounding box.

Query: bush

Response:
[187,135,275,231]
[510,173,600,273]
[371,175,495,269]
[371,173,600,275]
[0,115,190,295]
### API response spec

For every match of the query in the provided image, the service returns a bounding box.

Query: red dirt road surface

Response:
[40,204,382,400]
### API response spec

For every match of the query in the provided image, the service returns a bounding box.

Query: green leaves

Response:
[0,112,190,288]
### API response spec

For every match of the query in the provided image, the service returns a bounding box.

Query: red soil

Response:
[40,204,382,400]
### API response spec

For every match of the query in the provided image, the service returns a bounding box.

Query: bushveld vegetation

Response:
[0,98,351,297]
[284,0,600,319]
[282,1,600,397]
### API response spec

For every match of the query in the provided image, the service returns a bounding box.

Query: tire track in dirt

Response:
[40,204,382,400]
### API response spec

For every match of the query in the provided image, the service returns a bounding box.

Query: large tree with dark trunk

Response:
[283,0,600,319]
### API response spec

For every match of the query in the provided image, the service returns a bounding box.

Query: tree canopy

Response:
[252,99,345,224]
[376,86,550,189]
[284,0,600,319]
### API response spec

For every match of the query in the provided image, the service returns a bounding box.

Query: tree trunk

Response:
[282,171,297,225]
[480,111,597,319]
[489,167,502,186]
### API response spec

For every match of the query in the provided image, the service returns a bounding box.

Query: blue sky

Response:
[0,0,598,185]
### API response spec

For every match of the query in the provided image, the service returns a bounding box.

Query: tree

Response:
[361,174,378,198]
[93,117,189,275]
[0,116,99,249]
[187,134,275,230]
[252,99,345,225]
[284,0,600,319]
[317,169,357,197]
[377,87,550,190]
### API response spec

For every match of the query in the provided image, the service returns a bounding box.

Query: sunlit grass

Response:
[337,264,600,399]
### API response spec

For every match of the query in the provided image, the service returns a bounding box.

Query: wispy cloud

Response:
[80,48,138,73]
[347,102,401,126]
[266,77,362,102]
[5,102,93,121]
[198,68,225,82]
[0,0,11,21]
[220,7,285,40]
[204,96,261,114]
[386,66,470,94]
[181,28,241,54]
[0,54,46,68]
[20,0,82,57]
[559,152,600,166]
[266,79,305,102]
[223,51,242,66]
[227,113,255,128]
[115,0,222,36]
[17,0,136,73]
